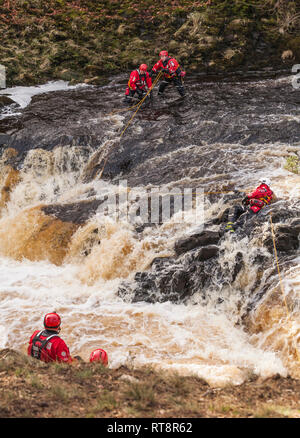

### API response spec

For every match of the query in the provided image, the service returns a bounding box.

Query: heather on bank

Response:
[0,0,299,86]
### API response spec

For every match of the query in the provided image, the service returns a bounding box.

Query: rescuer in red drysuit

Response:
[149,50,186,97]
[28,312,79,363]
[124,63,152,104]
[225,178,274,233]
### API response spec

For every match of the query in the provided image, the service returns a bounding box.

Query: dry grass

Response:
[0,349,299,418]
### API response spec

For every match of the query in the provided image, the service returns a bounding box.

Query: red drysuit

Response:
[28,329,73,363]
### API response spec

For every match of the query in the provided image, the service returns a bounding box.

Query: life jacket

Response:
[248,184,273,213]
[128,70,151,90]
[29,329,60,361]
[152,57,182,79]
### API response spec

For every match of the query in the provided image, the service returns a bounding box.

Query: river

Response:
[0,72,299,386]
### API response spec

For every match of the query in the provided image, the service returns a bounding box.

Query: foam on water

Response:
[0,78,299,386]
[0,80,89,109]
[0,256,287,386]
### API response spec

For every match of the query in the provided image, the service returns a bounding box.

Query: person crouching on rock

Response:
[225,177,274,233]
[149,50,186,98]
[124,64,152,104]
[28,312,81,363]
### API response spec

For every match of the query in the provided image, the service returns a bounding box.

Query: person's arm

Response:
[128,71,137,90]
[146,73,152,89]
[149,60,162,77]
[245,187,259,200]
[55,338,74,363]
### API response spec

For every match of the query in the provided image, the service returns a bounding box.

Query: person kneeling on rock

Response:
[225,177,274,233]
[149,50,186,98]
[28,312,81,363]
[124,64,152,104]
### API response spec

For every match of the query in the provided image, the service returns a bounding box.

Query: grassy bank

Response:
[0,349,299,418]
[0,0,299,86]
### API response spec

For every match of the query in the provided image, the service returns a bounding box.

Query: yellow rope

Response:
[109,71,163,116]
[98,72,162,178]
[269,212,300,364]
[98,71,300,367]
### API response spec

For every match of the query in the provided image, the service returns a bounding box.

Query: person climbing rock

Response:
[124,64,152,104]
[149,50,186,97]
[225,177,274,233]
[28,312,80,363]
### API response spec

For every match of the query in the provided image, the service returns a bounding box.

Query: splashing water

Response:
[0,74,299,386]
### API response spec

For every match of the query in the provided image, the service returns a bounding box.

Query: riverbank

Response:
[0,0,299,86]
[0,349,299,418]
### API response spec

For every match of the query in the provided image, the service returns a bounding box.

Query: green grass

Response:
[284,155,299,174]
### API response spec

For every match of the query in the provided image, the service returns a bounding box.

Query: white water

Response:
[0,164,297,386]
[0,80,89,118]
[0,80,299,387]
[0,255,287,387]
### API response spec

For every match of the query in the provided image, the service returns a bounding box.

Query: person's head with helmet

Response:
[159,50,168,62]
[43,312,61,333]
[259,177,271,188]
[139,64,148,73]
[90,348,108,367]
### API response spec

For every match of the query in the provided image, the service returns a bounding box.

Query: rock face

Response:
[118,202,300,306]
[174,230,220,256]
[0,96,16,107]
[263,218,300,253]
[42,199,106,225]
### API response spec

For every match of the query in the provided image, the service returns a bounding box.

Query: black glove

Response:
[149,71,154,78]
[74,355,83,361]
[242,196,249,206]
[161,68,169,74]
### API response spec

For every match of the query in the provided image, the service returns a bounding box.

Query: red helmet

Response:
[44,312,61,330]
[139,64,147,72]
[90,348,108,366]
[159,51,168,57]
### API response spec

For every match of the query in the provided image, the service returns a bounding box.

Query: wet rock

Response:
[263,225,300,253]
[174,230,220,256]
[118,199,300,306]
[0,96,16,107]
[0,134,11,147]
[42,198,106,225]
[232,251,244,282]
[193,245,219,261]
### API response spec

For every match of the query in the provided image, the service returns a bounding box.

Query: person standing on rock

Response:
[225,177,274,233]
[124,64,152,104]
[149,50,186,98]
[28,312,80,363]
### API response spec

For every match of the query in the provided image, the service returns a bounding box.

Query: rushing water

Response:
[0,73,299,386]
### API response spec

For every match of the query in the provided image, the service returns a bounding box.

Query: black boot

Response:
[178,86,186,97]
[123,96,132,104]
[158,80,169,97]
